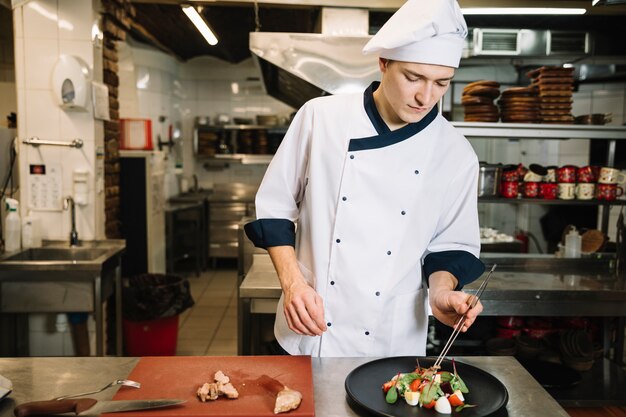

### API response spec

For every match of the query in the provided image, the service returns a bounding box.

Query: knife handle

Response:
[14,398,97,417]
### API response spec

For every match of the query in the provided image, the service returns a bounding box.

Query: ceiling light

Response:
[461,8,587,15]
[182,5,218,46]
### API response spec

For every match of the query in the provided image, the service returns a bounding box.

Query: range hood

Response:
[250,8,626,108]
[250,8,378,109]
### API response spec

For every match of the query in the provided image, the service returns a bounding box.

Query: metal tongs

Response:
[433,264,497,369]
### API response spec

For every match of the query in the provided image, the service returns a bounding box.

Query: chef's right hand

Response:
[283,279,327,336]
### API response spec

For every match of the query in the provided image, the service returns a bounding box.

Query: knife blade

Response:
[14,398,185,417]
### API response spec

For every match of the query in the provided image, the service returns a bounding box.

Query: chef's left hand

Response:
[428,271,483,332]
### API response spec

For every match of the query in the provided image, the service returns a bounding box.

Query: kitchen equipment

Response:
[433,264,496,370]
[106,356,315,417]
[256,114,279,126]
[14,398,184,417]
[345,356,508,417]
[0,374,12,401]
[120,119,153,151]
[477,162,502,197]
[574,113,612,125]
[53,379,141,401]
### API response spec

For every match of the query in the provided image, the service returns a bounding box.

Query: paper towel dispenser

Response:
[51,55,90,111]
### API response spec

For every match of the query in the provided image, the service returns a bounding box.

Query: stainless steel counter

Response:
[0,240,126,356]
[0,356,568,417]
[239,253,626,316]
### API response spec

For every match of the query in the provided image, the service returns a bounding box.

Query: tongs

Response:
[433,264,497,369]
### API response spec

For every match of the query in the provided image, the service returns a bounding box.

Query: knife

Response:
[14,398,185,417]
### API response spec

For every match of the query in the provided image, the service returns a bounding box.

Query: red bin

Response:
[123,316,179,356]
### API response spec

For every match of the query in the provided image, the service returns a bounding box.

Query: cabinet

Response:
[193,124,288,165]
[453,122,626,234]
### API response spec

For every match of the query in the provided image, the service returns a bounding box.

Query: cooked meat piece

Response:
[274,386,302,414]
[214,370,230,385]
[196,382,220,402]
[218,382,239,399]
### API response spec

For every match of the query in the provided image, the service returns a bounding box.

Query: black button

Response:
[327,322,332,327]
[375,291,380,296]
[365,331,370,336]
[350,155,355,159]
[336,238,341,243]
[330,281,335,285]
[387,251,391,255]
[401,210,406,215]
[342,196,347,201]
[414,170,419,174]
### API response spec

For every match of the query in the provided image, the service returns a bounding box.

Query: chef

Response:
[245,0,485,357]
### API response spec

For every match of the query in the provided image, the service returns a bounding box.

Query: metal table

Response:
[0,356,567,417]
[238,253,626,406]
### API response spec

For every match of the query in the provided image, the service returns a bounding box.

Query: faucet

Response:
[192,174,199,193]
[64,196,79,246]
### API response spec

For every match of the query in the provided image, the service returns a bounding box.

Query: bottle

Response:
[564,227,582,258]
[4,198,21,252]
[22,213,42,249]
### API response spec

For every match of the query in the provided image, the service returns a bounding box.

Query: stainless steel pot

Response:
[478,163,502,197]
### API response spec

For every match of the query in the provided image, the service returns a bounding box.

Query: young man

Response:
[245,0,485,357]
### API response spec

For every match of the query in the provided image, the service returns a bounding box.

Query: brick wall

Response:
[101,0,134,238]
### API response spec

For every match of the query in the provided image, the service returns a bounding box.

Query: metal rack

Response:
[455,122,626,233]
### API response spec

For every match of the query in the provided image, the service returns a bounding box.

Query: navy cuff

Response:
[423,250,485,290]
[244,218,296,249]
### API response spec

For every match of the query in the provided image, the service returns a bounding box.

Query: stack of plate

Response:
[461,80,500,122]
[498,87,540,123]
[527,66,575,124]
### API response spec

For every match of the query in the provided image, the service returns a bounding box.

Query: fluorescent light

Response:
[461,8,586,15]
[182,5,218,46]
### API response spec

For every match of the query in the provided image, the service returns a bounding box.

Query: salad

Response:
[381,360,475,414]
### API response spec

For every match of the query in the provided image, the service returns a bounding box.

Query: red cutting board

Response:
[107,356,315,417]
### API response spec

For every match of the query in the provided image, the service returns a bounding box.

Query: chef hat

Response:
[363,0,467,68]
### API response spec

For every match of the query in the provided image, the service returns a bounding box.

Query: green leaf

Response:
[385,385,398,404]
[455,404,478,412]
[455,374,469,394]
[439,371,453,382]
[421,382,439,405]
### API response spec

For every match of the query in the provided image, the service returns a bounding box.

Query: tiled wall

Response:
[12,0,103,356]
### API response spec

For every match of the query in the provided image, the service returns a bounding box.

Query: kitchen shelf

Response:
[200,153,274,166]
[479,197,626,206]
[452,122,626,140]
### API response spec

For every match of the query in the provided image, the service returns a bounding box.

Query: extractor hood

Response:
[250,8,379,109]
[250,7,626,108]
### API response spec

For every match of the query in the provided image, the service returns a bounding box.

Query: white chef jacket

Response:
[245,82,483,357]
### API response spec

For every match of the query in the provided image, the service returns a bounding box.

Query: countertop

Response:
[240,254,626,316]
[0,356,567,417]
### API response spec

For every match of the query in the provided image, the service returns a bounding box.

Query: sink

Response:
[3,247,109,262]
[0,239,126,271]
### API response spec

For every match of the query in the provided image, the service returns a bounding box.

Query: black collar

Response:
[349,81,438,152]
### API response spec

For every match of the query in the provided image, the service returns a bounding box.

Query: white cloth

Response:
[362,0,467,68]
[254,91,480,357]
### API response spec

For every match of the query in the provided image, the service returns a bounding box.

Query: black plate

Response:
[345,357,508,417]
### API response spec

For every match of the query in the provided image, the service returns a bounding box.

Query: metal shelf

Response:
[197,124,289,133]
[452,122,626,140]
[200,153,274,166]
[479,197,626,205]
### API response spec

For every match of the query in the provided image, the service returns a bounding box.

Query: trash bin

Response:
[122,274,194,356]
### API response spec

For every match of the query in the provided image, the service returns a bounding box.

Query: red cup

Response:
[516,164,528,180]
[502,169,519,182]
[497,316,524,329]
[596,183,624,201]
[501,181,519,198]
[539,182,558,199]
[557,165,577,183]
[523,181,540,198]
[577,165,595,183]
[497,326,522,339]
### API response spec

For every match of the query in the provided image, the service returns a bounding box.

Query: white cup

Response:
[558,183,575,200]
[575,183,595,200]
[598,167,626,185]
